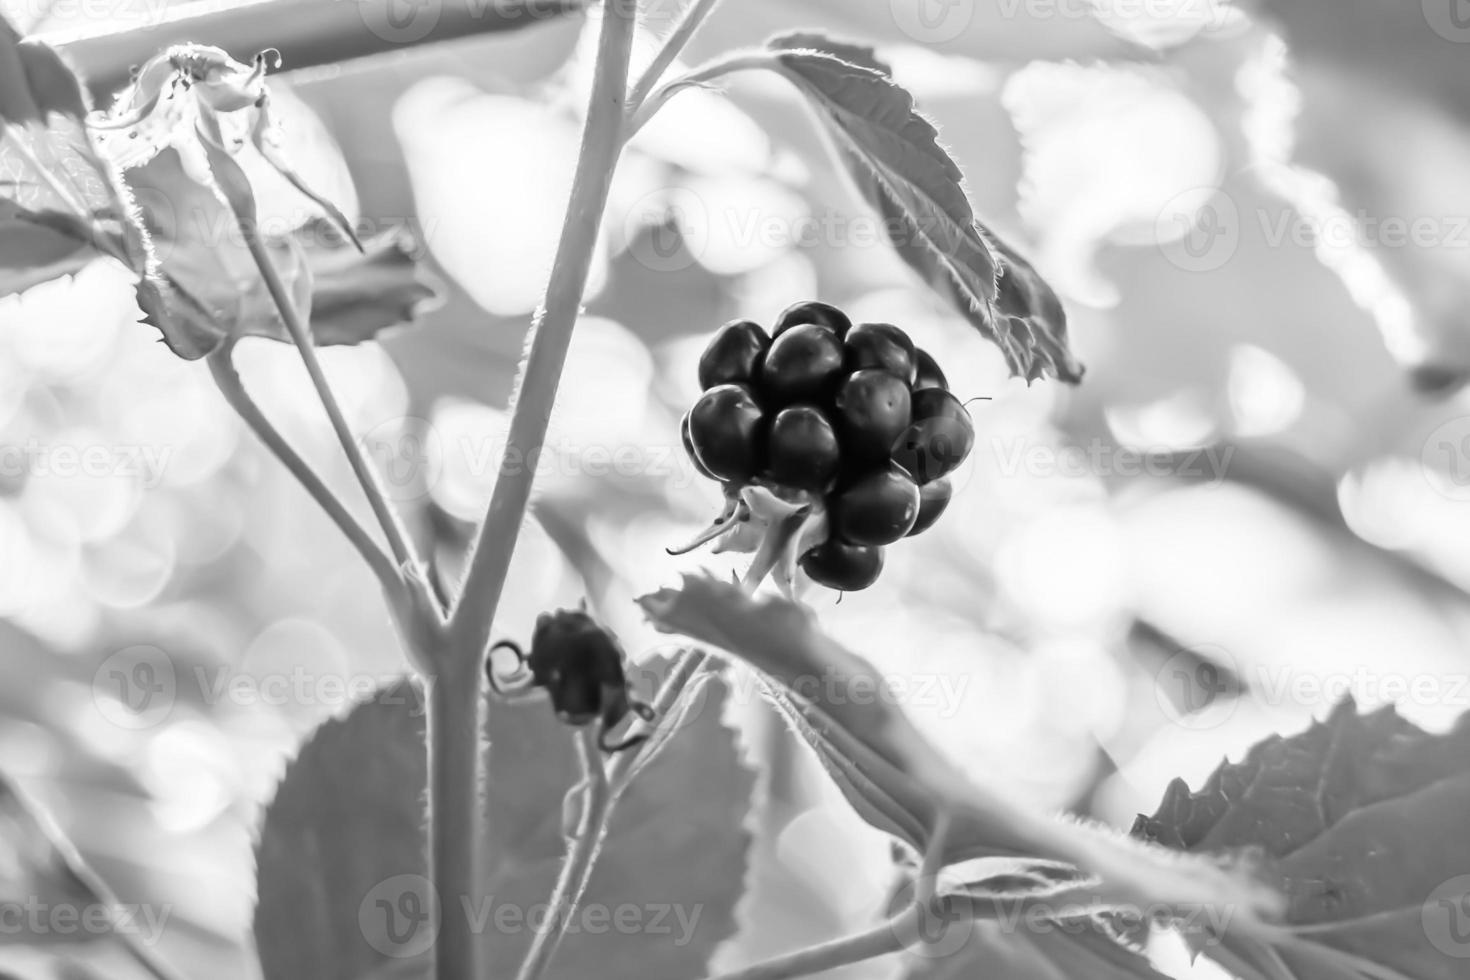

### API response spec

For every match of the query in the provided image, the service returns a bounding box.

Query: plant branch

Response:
[625,0,724,116]
[625,52,771,139]
[234,228,424,584]
[514,729,612,980]
[705,904,925,980]
[207,340,401,594]
[450,0,637,657]
[427,659,484,980]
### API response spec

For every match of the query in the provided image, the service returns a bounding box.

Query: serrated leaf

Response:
[0,771,107,946]
[638,576,1281,926]
[254,662,754,980]
[1133,699,1470,980]
[253,683,429,980]
[758,32,1082,384]
[0,15,151,297]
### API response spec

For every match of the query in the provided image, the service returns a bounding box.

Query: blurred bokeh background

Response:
[2,0,1470,976]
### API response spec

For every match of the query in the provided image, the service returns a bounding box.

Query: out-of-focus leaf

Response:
[0,15,151,296]
[0,772,106,946]
[1229,0,1470,390]
[125,149,435,358]
[638,576,1281,924]
[1133,698,1470,980]
[254,666,754,980]
[253,683,428,980]
[757,33,1081,383]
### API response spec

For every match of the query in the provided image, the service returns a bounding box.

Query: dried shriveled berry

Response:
[487,609,654,753]
[908,476,952,536]
[773,300,851,338]
[913,348,948,391]
[765,405,840,492]
[831,462,920,546]
[760,323,845,406]
[800,539,884,591]
[891,388,974,484]
[688,384,764,483]
[834,369,911,466]
[844,322,917,385]
[698,319,770,390]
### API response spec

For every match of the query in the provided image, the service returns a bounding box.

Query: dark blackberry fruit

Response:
[687,384,764,483]
[844,322,917,385]
[890,388,974,484]
[680,411,717,480]
[907,476,952,536]
[773,300,851,338]
[765,405,840,492]
[698,319,770,390]
[834,369,911,467]
[831,462,920,546]
[800,539,884,592]
[759,323,845,407]
[913,348,949,391]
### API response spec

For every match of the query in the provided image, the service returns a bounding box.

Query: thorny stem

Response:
[206,340,401,596]
[450,0,637,659]
[705,905,926,980]
[236,231,423,583]
[513,729,613,980]
[442,4,637,980]
[625,0,724,118]
[513,650,712,980]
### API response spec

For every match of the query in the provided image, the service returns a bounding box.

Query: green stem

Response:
[514,649,710,980]
[625,0,724,116]
[449,0,637,657]
[206,341,401,594]
[705,906,924,980]
[427,657,484,980]
[513,729,612,980]
[234,228,424,589]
